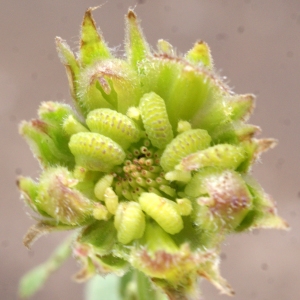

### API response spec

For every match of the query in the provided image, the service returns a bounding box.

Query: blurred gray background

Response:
[1,0,300,299]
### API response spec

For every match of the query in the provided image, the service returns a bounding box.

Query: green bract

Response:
[18,7,288,300]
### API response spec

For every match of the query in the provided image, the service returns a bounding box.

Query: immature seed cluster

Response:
[18,7,287,300]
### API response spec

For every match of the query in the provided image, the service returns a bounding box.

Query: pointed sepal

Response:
[19,119,74,168]
[55,37,82,114]
[228,94,255,121]
[23,220,74,249]
[126,10,150,69]
[17,176,50,217]
[185,40,213,69]
[38,102,76,161]
[197,251,234,296]
[236,176,289,231]
[80,7,111,66]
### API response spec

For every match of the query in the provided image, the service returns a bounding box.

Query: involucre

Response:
[18,7,288,300]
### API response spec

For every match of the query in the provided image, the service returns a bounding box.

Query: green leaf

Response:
[80,7,111,66]
[126,10,150,69]
[85,275,121,300]
[136,271,164,300]
[19,265,49,298]
[120,270,168,300]
[19,237,72,298]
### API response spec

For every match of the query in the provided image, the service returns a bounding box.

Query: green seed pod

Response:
[114,202,146,244]
[86,108,141,149]
[69,132,126,172]
[177,144,246,171]
[139,92,173,149]
[160,129,211,172]
[139,193,183,235]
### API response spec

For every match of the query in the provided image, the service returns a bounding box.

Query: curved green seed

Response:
[139,92,173,149]
[114,202,145,244]
[69,132,126,172]
[94,174,114,201]
[86,108,141,149]
[139,193,183,235]
[104,187,119,214]
[160,129,211,172]
[177,144,246,171]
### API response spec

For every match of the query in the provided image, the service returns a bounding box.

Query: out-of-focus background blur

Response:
[1,0,299,299]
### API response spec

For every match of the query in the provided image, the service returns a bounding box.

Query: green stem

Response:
[120,269,167,300]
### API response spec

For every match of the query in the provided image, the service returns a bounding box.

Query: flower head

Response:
[18,7,288,299]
